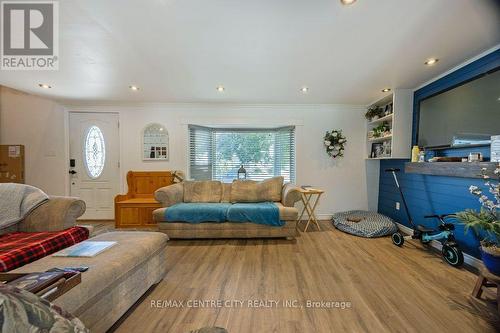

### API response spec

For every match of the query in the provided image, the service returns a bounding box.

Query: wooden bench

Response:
[114,171,176,228]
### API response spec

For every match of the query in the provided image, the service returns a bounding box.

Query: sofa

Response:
[153,176,302,239]
[0,196,88,271]
[1,189,169,332]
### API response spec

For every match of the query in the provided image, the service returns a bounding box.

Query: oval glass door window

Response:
[84,126,106,178]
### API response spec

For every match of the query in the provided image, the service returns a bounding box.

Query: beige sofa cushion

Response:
[221,183,232,202]
[231,176,284,203]
[274,202,298,220]
[183,181,222,203]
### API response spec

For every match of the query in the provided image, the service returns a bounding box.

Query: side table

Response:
[296,188,324,232]
[472,267,500,315]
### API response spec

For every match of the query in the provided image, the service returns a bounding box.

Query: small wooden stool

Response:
[472,267,500,314]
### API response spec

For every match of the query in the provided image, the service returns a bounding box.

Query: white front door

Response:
[69,112,120,219]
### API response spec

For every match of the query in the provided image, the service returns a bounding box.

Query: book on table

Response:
[53,241,117,257]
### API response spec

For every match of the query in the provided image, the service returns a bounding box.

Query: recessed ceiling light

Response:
[340,0,357,5]
[381,88,391,93]
[300,87,309,93]
[424,58,439,66]
[38,83,51,89]
[216,85,225,92]
[129,85,140,91]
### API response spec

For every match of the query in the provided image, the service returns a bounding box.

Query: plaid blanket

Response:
[0,227,89,272]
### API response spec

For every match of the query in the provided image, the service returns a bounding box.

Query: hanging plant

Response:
[324,129,347,158]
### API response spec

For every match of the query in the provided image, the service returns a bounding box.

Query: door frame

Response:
[65,111,122,199]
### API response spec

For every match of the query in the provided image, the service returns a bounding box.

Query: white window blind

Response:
[189,125,295,182]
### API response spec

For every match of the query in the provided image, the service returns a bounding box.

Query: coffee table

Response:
[0,271,81,302]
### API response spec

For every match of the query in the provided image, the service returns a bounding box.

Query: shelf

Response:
[368,113,393,125]
[365,157,395,160]
[364,90,413,161]
[405,162,498,179]
[368,135,392,142]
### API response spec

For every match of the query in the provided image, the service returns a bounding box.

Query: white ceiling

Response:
[1,0,499,105]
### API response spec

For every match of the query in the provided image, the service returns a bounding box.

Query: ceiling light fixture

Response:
[340,0,357,5]
[216,85,225,92]
[129,85,140,91]
[38,83,52,89]
[424,58,439,66]
[381,88,391,93]
[300,87,309,93]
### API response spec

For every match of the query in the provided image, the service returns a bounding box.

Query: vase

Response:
[481,247,500,275]
[371,115,379,121]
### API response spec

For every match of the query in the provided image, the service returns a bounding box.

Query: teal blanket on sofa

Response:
[165,203,231,223]
[164,202,282,226]
[227,202,283,226]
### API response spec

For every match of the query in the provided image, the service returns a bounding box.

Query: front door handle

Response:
[69,170,77,175]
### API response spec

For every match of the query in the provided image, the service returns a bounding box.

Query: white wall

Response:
[1,86,369,216]
[0,86,68,196]
[68,104,369,216]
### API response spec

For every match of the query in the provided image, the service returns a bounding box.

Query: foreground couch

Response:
[0,195,88,271]
[1,188,169,332]
[153,176,302,239]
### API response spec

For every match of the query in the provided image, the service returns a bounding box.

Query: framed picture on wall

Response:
[370,142,384,158]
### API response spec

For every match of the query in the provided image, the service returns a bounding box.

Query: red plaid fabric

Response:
[0,227,89,272]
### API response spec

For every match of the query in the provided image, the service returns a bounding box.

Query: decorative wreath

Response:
[324,129,347,158]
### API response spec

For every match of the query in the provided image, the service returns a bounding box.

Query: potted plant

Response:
[457,163,500,275]
[364,107,382,122]
[372,122,390,138]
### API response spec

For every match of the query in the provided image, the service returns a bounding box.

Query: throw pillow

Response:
[220,183,232,203]
[0,284,89,332]
[184,181,222,203]
[231,176,284,203]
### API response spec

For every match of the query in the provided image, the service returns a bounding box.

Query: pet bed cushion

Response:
[332,210,397,238]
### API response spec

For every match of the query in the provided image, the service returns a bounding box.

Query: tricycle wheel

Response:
[392,232,404,247]
[442,244,464,267]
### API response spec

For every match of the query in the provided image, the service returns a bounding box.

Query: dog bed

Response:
[332,210,397,238]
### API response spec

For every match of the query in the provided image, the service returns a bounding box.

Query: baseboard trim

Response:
[395,222,483,270]
[301,214,333,220]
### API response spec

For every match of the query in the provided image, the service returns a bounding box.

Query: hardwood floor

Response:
[110,221,499,333]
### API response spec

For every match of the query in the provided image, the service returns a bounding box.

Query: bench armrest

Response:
[282,183,302,207]
[18,196,86,232]
[154,183,184,207]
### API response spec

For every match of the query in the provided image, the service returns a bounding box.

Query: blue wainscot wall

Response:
[378,159,488,258]
[378,48,500,259]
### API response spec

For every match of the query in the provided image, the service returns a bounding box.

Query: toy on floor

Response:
[386,168,464,267]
